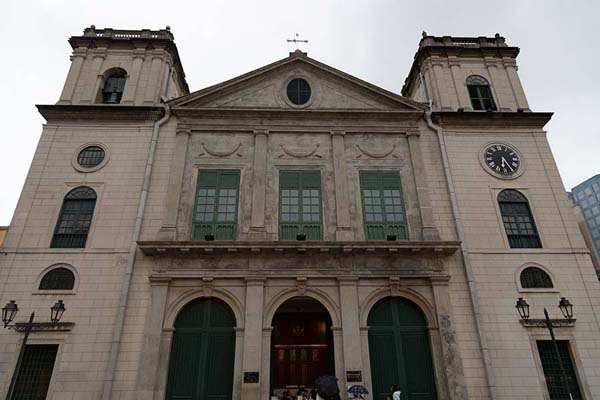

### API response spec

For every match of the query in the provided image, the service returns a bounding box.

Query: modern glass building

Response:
[571,174,600,258]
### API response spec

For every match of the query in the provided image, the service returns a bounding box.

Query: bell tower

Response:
[57,25,189,106]
[402,33,531,112]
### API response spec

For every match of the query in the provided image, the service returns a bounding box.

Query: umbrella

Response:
[347,385,369,398]
[314,375,340,399]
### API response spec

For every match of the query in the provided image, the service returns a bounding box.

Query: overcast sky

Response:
[1,0,598,225]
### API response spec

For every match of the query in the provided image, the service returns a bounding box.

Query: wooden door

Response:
[368,298,437,400]
[166,298,236,400]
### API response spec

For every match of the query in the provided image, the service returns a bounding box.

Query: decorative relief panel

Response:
[355,143,398,159]
[278,143,322,159]
[197,141,244,158]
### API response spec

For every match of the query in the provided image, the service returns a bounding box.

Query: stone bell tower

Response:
[402,32,531,112]
[57,25,189,106]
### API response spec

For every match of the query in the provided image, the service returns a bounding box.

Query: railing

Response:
[82,26,174,40]
[419,34,507,49]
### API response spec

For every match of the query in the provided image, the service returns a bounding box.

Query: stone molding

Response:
[137,240,460,257]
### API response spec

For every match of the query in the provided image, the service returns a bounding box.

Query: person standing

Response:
[390,384,401,400]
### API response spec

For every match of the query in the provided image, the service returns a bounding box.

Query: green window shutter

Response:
[279,170,322,240]
[360,171,408,240]
[193,169,240,240]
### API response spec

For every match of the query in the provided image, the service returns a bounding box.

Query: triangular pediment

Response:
[169,52,425,112]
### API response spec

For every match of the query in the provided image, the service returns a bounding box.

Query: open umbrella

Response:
[347,385,369,398]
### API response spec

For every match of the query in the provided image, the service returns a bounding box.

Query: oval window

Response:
[77,146,105,168]
[286,78,311,105]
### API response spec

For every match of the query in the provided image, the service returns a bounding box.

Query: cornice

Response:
[171,107,424,122]
[36,104,164,122]
[431,111,553,128]
[136,240,460,257]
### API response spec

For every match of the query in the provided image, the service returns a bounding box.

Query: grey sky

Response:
[1,0,598,225]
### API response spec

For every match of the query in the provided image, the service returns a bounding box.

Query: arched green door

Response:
[368,298,437,400]
[166,298,236,400]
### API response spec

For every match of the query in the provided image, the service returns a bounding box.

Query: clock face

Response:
[483,144,521,177]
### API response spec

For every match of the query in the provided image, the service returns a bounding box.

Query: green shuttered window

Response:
[360,171,408,240]
[279,171,323,240]
[193,170,240,240]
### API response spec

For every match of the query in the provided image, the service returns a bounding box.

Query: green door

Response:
[166,298,236,400]
[368,298,437,400]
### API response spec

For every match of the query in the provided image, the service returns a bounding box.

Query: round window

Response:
[286,78,311,105]
[77,146,105,168]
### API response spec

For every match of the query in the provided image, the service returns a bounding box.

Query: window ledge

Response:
[137,240,460,257]
[32,290,76,296]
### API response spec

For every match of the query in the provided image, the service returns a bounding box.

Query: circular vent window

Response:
[286,78,311,105]
[77,146,105,168]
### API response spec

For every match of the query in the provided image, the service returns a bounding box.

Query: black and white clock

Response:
[481,143,523,179]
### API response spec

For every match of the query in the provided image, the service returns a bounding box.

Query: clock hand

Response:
[502,157,514,172]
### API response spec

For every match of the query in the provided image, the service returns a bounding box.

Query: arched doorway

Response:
[368,297,437,400]
[271,296,334,396]
[165,298,236,400]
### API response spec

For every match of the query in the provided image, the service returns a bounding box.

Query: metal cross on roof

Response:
[287,33,308,50]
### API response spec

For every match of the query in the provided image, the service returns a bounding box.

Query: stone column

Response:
[331,131,353,240]
[430,277,468,400]
[135,276,171,399]
[82,49,106,104]
[249,130,269,238]
[58,49,87,104]
[144,52,164,105]
[406,131,440,241]
[159,127,191,240]
[448,57,471,110]
[241,278,265,400]
[121,49,145,105]
[338,277,364,393]
[503,58,531,111]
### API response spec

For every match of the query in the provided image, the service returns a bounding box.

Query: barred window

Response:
[520,266,553,289]
[51,187,97,248]
[537,341,583,399]
[466,75,496,111]
[12,344,59,400]
[39,266,75,290]
[498,190,541,248]
[77,146,105,168]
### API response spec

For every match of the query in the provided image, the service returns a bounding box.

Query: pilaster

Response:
[82,48,107,104]
[503,58,531,111]
[135,276,171,399]
[121,48,146,105]
[331,130,354,240]
[144,52,164,105]
[158,127,191,240]
[241,278,265,400]
[249,130,269,239]
[430,277,468,400]
[448,57,472,110]
[338,277,364,389]
[58,49,87,104]
[431,58,453,111]
[407,131,440,240]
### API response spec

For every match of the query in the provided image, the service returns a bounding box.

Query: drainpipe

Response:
[424,111,497,400]
[101,100,171,400]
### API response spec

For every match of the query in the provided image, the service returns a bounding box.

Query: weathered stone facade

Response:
[0,27,599,400]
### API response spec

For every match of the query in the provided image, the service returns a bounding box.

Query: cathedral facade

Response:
[0,27,599,400]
